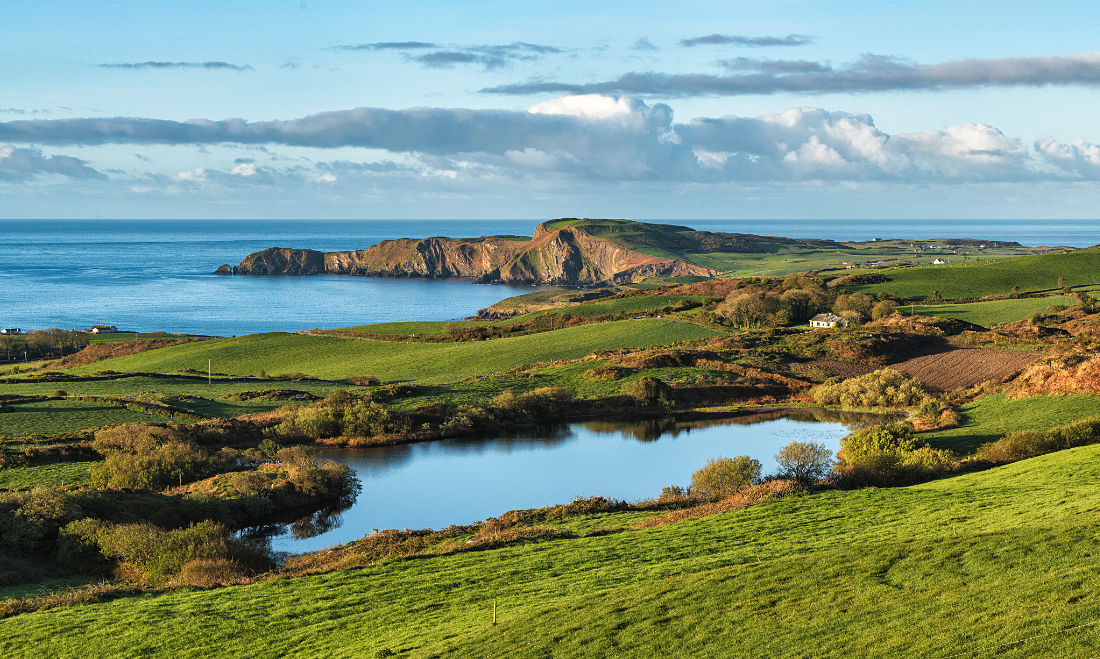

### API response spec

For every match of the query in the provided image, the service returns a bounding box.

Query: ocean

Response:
[2,218,1097,335]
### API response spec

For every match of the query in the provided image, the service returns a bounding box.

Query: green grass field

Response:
[904,294,1079,326]
[87,332,210,344]
[4,443,1100,656]
[849,248,1100,300]
[0,399,180,437]
[64,320,721,383]
[922,393,1100,453]
[0,462,92,489]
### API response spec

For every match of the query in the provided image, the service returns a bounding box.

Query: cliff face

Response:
[215,221,719,286]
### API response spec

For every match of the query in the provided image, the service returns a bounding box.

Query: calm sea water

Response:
[2,218,1096,335]
[262,412,858,554]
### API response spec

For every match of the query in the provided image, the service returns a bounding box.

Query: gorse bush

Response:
[811,369,930,408]
[690,456,761,501]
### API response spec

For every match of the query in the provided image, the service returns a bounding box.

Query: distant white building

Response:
[0,327,20,335]
[90,324,118,334]
[933,258,948,265]
[809,313,848,329]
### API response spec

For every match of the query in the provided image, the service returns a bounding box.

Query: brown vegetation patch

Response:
[634,480,804,528]
[1009,350,1100,397]
[890,348,1038,391]
[48,338,196,369]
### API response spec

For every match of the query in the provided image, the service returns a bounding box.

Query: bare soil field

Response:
[809,347,1038,391]
[891,348,1038,391]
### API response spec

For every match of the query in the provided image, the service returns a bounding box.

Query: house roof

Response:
[809,313,843,323]
[91,324,117,329]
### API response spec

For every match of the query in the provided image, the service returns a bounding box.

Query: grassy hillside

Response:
[5,445,1100,656]
[0,399,180,436]
[849,248,1100,300]
[904,294,1079,326]
[0,462,91,489]
[65,319,721,382]
[922,393,1100,453]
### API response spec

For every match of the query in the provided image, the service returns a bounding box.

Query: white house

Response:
[90,324,118,334]
[933,258,947,265]
[0,327,20,335]
[809,313,848,329]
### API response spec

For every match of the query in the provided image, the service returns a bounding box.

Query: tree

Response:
[690,456,761,500]
[775,441,834,485]
[871,299,899,320]
[833,293,873,320]
[716,292,773,328]
[779,289,817,323]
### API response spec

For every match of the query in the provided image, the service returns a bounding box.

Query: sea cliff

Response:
[214,219,720,286]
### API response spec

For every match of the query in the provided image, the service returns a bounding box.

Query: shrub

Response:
[89,441,231,491]
[871,299,899,320]
[584,364,630,380]
[811,369,929,408]
[178,558,246,587]
[92,423,190,455]
[658,484,690,502]
[621,376,674,408]
[839,423,921,463]
[690,456,761,501]
[347,375,381,386]
[775,441,834,485]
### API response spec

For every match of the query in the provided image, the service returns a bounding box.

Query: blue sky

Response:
[4,0,1100,218]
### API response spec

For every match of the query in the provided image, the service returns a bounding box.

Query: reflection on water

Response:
[262,410,884,554]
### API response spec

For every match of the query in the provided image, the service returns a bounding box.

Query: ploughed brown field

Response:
[810,347,1039,391]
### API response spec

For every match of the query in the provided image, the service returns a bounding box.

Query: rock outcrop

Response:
[216,220,721,287]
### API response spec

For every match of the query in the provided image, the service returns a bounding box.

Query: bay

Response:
[2,218,1096,335]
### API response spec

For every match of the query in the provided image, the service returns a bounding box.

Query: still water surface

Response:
[265,411,863,554]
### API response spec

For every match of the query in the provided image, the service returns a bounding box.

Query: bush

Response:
[658,484,690,502]
[775,441,834,485]
[347,375,381,386]
[89,441,222,490]
[621,376,674,408]
[839,423,921,463]
[92,423,191,455]
[690,456,761,501]
[584,364,630,380]
[811,369,929,408]
[178,558,246,587]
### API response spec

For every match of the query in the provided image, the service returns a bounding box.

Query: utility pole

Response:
[208,359,212,386]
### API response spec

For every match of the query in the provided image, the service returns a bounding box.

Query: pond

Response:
[261,410,874,554]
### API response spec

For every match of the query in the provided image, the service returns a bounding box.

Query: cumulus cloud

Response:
[481,52,1100,97]
[98,61,253,71]
[0,145,106,182]
[1035,137,1100,178]
[679,34,814,48]
[5,96,1100,185]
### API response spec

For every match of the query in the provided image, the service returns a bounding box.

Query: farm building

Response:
[933,258,948,265]
[809,313,848,329]
[90,324,118,334]
[0,327,21,335]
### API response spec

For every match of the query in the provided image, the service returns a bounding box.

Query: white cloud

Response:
[230,162,256,176]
